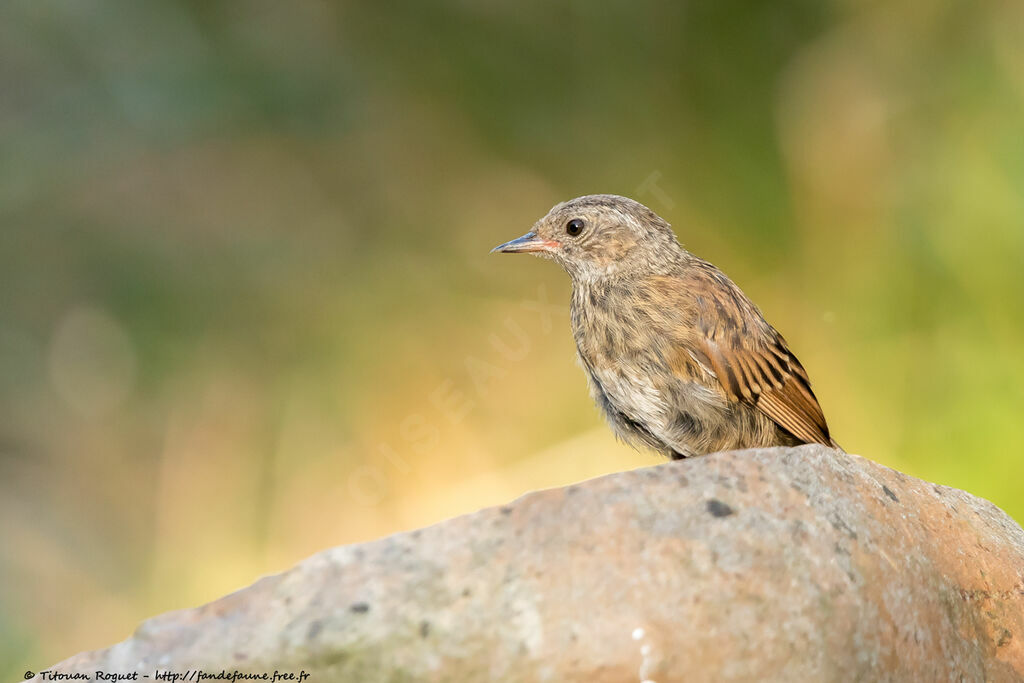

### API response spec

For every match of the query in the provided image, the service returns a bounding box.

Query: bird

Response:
[491,194,840,459]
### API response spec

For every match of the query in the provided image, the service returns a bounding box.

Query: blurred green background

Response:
[2,0,1023,674]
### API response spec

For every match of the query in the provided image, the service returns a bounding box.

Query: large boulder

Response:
[33,445,1024,682]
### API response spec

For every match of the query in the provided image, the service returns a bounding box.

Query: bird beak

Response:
[490,231,560,254]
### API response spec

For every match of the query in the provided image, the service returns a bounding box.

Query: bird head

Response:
[491,194,682,281]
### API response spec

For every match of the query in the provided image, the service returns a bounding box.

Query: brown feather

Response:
[700,328,833,446]
[671,261,836,448]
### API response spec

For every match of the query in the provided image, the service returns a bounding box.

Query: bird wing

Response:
[654,267,834,447]
[698,334,833,446]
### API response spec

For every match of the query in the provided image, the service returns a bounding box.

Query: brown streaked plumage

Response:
[492,194,840,459]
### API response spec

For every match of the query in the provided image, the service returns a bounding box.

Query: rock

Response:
[33,445,1024,682]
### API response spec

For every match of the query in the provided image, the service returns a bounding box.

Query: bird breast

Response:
[570,281,676,429]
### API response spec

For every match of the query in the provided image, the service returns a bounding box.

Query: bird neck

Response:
[566,243,690,287]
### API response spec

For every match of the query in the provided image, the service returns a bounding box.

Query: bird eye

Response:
[565,218,584,236]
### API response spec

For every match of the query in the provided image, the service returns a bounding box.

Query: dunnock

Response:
[492,194,840,459]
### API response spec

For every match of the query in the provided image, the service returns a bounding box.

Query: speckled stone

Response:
[35,445,1024,682]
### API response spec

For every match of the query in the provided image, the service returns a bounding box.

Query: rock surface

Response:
[34,445,1024,682]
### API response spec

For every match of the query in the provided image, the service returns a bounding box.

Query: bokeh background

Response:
[2,0,1023,674]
